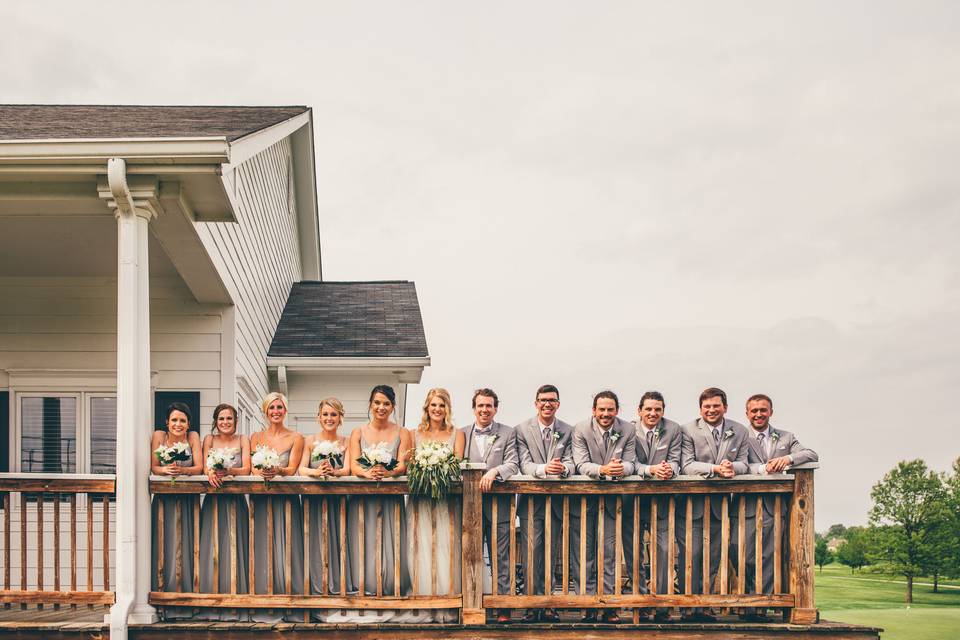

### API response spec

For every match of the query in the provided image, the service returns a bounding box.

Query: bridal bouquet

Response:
[252,445,281,485]
[355,441,399,471]
[408,441,461,500]
[311,440,345,469]
[154,441,192,483]
[206,448,237,472]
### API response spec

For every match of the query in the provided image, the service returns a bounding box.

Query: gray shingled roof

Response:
[0,105,308,141]
[268,281,429,358]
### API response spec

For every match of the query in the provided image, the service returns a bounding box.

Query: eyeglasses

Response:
[536,398,559,405]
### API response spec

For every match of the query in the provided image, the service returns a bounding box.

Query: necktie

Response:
[542,429,552,455]
[757,433,766,460]
[646,429,654,449]
[603,430,610,450]
[713,428,721,449]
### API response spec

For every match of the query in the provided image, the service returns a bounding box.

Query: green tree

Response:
[868,459,948,603]
[815,533,833,572]
[826,523,848,539]
[836,526,869,573]
[941,458,960,583]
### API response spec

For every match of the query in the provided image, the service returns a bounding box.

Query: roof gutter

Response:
[0,136,230,165]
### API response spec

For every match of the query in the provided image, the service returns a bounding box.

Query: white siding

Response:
[0,275,225,426]
[197,137,303,429]
[284,372,411,437]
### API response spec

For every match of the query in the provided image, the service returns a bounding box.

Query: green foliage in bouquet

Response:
[408,440,462,500]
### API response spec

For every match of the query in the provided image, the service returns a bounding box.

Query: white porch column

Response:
[100,162,161,634]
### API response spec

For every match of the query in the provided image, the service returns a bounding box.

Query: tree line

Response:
[815,457,960,603]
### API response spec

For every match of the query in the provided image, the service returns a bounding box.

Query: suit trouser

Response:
[731,514,778,595]
[579,496,637,595]
[640,496,672,595]
[519,495,576,596]
[483,494,513,596]
[675,508,723,596]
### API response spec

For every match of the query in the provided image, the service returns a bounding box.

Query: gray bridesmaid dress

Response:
[250,449,304,622]
[306,438,352,600]
[150,438,199,620]
[198,447,249,620]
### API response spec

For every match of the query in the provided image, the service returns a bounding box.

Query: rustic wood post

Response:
[788,467,817,624]
[460,463,485,625]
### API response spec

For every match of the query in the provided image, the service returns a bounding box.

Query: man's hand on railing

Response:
[544,458,566,476]
[479,468,499,491]
[649,460,674,480]
[600,458,625,479]
[766,456,792,473]
[713,459,736,478]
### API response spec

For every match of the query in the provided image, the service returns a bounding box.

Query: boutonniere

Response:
[654,424,664,440]
[770,431,780,442]
[552,430,561,441]
[723,429,734,440]
[609,431,622,443]
[488,434,498,444]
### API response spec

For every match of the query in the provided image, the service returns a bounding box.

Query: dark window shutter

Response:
[154,391,202,435]
[0,391,8,473]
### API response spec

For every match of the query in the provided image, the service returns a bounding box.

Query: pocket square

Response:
[656,444,667,450]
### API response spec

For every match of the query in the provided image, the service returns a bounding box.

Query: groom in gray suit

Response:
[572,390,637,623]
[633,391,682,622]
[515,384,576,622]
[461,388,519,623]
[678,387,749,621]
[735,393,818,619]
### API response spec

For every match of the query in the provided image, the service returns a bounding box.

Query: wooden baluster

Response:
[230,500,237,595]
[4,492,10,598]
[649,499,657,595]
[460,466,485,624]
[632,495,639,624]
[212,498,219,595]
[247,498,254,597]
[103,496,111,593]
[413,497,421,594]
[446,500,454,595]
[562,495,569,595]
[357,500,365,595]
[683,496,692,595]
[53,494,61,608]
[320,497,328,596]
[21,492,28,596]
[266,499,274,594]
[755,496,763,596]
[399,501,405,597]
[508,497,517,597]
[37,493,45,602]
[339,497,347,597]
[614,496,622,596]
[429,500,437,596]
[376,501,384,597]
[788,469,816,623]
[544,495,552,595]
[284,500,292,595]
[773,495,782,594]
[303,497,310,623]
[490,498,498,593]
[702,495,710,595]
[666,497,675,596]
[174,499,183,592]
[70,494,77,605]
[720,496,729,595]
[526,496,534,595]
[579,496,586,596]
[737,496,746,594]
[86,493,94,597]
[597,497,605,596]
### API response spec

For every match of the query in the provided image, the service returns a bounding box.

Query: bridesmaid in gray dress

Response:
[331,385,414,623]
[150,402,203,620]
[249,392,305,623]
[298,398,352,619]
[198,403,251,620]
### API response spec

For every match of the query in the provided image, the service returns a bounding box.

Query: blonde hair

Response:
[261,392,289,417]
[418,388,455,433]
[317,397,345,424]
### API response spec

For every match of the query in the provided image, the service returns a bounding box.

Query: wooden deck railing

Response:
[0,473,116,609]
[146,464,817,624]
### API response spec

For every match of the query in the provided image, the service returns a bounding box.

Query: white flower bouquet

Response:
[251,445,281,485]
[408,440,462,500]
[355,441,399,472]
[155,441,192,465]
[206,447,237,472]
[311,440,345,468]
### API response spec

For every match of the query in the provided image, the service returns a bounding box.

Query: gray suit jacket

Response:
[680,417,749,477]
[515,416,576,478]
[461,421,520,482]
[634,418,682,477]
[572,417,637,478]
[745,425,818,518]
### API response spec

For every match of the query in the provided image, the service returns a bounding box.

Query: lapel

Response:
[481,422,499,463]
[748,432,766,462]
[701,419,720,461]
[716,420,731,461]
[590,420,606,460]
[529,420,547,462]
[637,423,653,460]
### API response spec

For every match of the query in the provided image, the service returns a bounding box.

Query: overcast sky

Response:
[3,1,958,528]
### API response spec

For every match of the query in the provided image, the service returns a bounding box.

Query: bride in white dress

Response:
[405,388,465,623]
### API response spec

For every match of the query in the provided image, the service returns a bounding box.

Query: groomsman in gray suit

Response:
[678,387,749,621]
[633,391,682,622]
[515,384,576,622]
[461,388,520,624]
[736,393,818,619]
[572,390,637,623]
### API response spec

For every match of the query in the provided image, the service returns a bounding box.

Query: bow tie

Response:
[475,427,493,436]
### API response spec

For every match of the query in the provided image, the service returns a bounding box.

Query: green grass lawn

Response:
[816,563,960,640]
